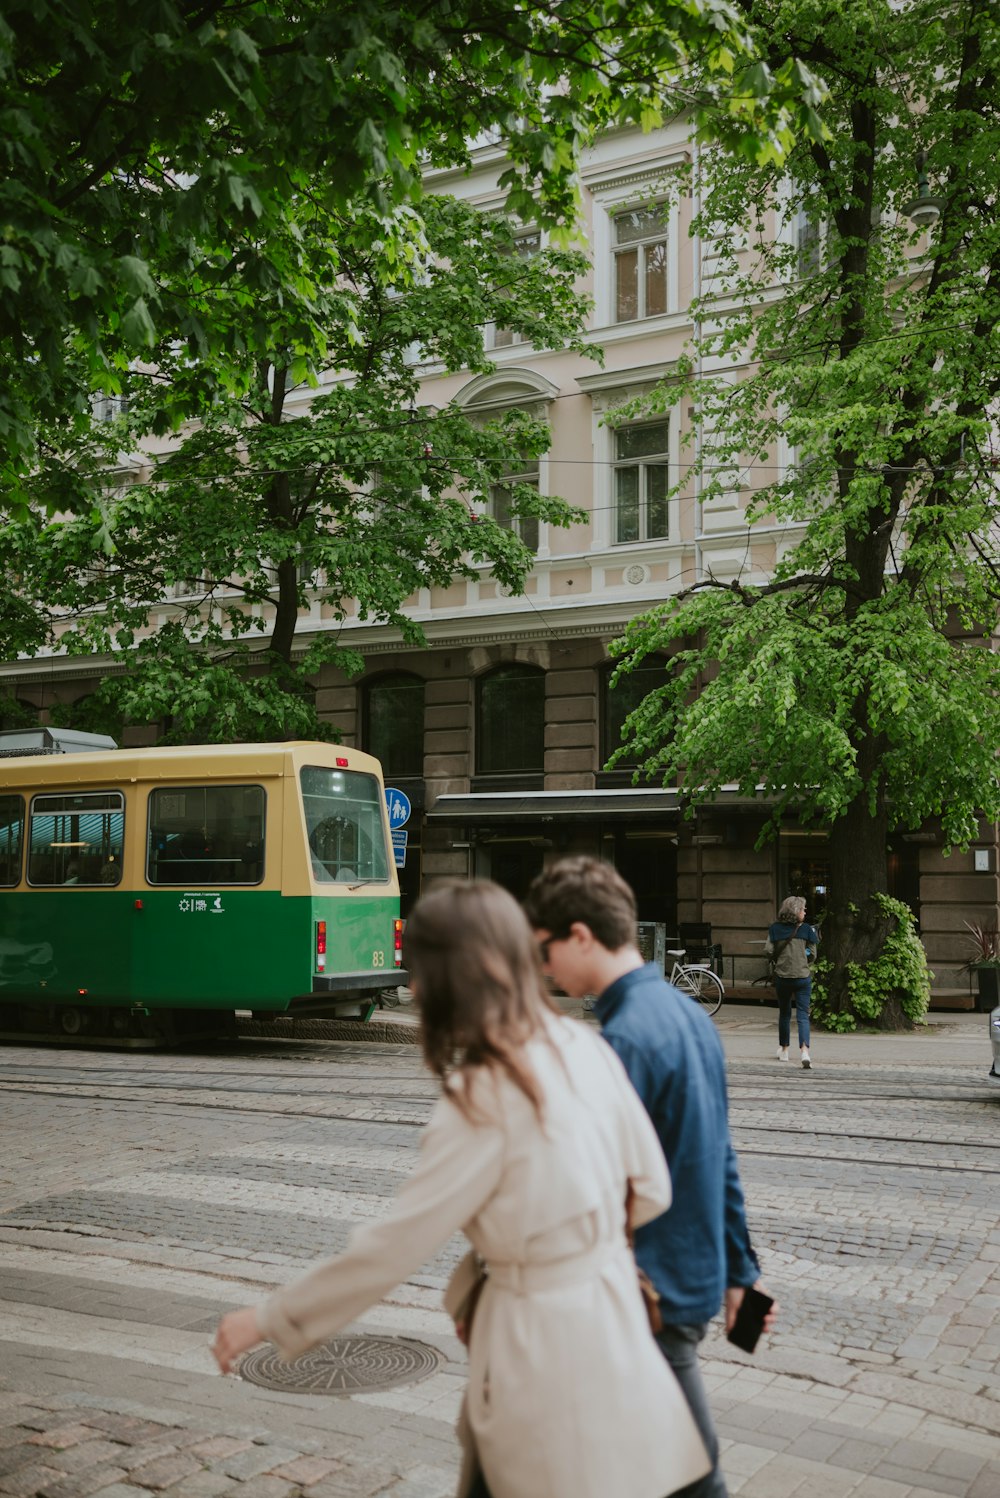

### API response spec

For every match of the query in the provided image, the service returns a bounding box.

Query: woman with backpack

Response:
[765,895,820,1069]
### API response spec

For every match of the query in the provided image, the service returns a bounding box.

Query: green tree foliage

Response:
[0,0,822,504]
[20,194,592,741]
[610,0,1000,1026]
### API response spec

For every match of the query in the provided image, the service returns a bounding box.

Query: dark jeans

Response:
[775,976,811,1048]
[655,1322,728,1498]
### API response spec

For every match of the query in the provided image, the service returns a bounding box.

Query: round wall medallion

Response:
[238,1335,443,1396]
[625,564,648,585]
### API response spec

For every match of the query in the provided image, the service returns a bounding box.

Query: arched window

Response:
[601,659,670,777]
[476,665,545,777]
[362,673,425,779]
[0,696,39,731]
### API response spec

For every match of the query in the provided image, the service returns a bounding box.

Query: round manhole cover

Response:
[237,1335,443,1395]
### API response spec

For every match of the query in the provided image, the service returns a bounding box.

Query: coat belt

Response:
[486,1237,626,1295]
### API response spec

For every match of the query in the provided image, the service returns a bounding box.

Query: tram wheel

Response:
[59,1006,85,1035]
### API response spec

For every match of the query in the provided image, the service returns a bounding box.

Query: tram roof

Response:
[0,741,383,788]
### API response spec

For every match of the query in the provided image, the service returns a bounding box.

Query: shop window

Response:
[614,205,669,322]
[777,836,829,925]
[147,784,265,885]
[476,664,545,776]
[29,791,125,886]
[613,421,669,544]
[601,659,670,780]
[363,673,425,779]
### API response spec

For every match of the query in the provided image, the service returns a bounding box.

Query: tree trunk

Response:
[824,791,912,1030]
[269,553,300,669]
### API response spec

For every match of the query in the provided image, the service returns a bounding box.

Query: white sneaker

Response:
[801,1047,812,1069]
[776,1046,789,1062]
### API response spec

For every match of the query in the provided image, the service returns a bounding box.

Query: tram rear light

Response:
[394,918,404,968]
[336,756,348,767]
[316,919,327,973]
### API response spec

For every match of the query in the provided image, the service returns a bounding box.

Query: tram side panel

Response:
[0,889,135,1007]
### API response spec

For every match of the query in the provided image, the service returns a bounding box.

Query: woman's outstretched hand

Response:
[212,1308,263,1374]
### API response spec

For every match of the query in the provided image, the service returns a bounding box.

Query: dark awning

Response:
[426,787,769,824]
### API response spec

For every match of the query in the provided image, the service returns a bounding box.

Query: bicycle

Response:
[666,948,724,1016]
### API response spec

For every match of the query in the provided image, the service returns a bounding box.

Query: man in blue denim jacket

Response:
[526,857,773,1498]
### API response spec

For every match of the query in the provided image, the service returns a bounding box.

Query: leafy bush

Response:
[811,894,931,1032]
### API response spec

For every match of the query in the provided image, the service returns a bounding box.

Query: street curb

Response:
[236,1014,421,1045]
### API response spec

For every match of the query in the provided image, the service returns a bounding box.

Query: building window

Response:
[796,207,822,277]
[476,665,545,775]
[363,673,425,779]
[613,421,669,544]
[29,791,125,886]
[488,231,541,349]
[601,660,670,773]
[147,785,265,885]
[614,206,669,322]
[491,455,540,552]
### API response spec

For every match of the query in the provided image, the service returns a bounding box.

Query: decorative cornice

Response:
[454,368,560,409]
[581,152,690,197]
[575,361,676,396]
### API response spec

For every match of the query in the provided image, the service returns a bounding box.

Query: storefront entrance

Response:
[476,839,546,903]
[612,832,678,930]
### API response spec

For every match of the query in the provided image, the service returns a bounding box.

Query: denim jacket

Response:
[594,964,759,1325]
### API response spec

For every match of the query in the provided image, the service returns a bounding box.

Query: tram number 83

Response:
[372,950,386,967]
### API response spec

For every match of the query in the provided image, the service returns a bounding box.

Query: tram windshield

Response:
[301,766,390,884]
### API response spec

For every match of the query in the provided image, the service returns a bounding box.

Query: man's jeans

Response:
[656,1322,728,1498]
[775,976,812,1049]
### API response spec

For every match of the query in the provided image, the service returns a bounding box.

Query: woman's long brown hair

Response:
[403,879,561,1120]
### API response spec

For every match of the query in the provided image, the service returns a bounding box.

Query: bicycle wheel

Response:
[675,965,724,1017]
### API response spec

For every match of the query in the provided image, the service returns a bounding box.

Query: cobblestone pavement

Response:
[1,1005,998,1498]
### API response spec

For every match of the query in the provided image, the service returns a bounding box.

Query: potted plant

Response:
[961,922,1000,1013]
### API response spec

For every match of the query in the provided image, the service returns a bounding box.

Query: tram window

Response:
[147,784,265,885]
[0,795,24,886]
[301,766,390,884]
[28,792,125,886]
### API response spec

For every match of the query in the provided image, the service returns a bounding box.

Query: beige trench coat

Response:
[257,1015,710,1498]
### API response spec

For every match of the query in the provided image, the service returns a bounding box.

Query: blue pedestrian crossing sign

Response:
[385,787,412,829]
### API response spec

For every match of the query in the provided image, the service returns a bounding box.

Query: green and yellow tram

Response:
[0,734,407,1041]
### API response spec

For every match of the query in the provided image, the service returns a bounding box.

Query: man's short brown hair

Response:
[523,855,637,952]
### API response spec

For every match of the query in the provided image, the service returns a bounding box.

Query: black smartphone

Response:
[726,1287,774,1354]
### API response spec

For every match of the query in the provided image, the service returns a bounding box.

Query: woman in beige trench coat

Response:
[213,881,710,1498]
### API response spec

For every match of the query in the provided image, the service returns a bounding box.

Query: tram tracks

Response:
[3,1081,998,1177]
